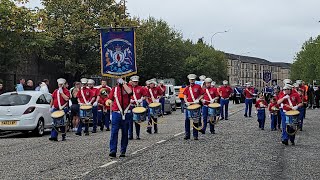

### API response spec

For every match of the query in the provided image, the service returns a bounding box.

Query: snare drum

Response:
[132,107,147,122]
[236,93,241,98]
[285,110,300,125]
[208,103,221,116]
[51,110,66,127]
[149,102,162,117]
[80,105,93,119]
[187,104,201,122]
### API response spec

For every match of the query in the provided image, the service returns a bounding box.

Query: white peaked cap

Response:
[146,80,151,85]
[283,84,293,90]
[199,75,206,81]
[293,83,299,88]
[283,79,292,85]
[204,78,212,83]
[80,78,88,84]
[187,74,197,80]
[211,81,216,86]
[130,75,139,82]
[296,80,302,85]
[57,78,66,84]
[87,79,95,84]
[223,80,228,85]
[159,80,164,84]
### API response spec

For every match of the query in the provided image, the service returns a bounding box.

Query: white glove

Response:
[186,102,191,106]
[255,111,258,114]
[93,102,98,106]
[138,99,143,103]
[59,88,63,93]
[292,106,298,110]
[86,103,91,106]
[117,78,124,85]
[130,99,135,104]
[155,99,159,103]
[194,99,199,104]
[49,107,54,113]
[284,95,290,99]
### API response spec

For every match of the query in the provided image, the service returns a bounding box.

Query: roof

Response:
[225,53,291,68]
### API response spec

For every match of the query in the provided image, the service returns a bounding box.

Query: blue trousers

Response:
[298,107,304,129]
[280,109,295,142]
[257,109,266,128]
[97,110,110,129]
[160,97,165,114]
[50,108,68,138]
[92,106,98,131]
[109,112,130,154]
[180,98,185,113]
[245,99,253,116]
[202,106,215,133]
[185,109,199,138]
[129,112,141,138]
[220,99,229,119]
[270,114,277,130]
[77,110,89,134]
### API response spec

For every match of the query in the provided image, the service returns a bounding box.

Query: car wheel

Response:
[173,104,177,111]
[33,119,44,137]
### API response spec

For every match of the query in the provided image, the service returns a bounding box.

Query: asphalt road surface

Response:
[1,104,319,180]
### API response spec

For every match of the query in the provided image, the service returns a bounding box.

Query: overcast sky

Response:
[26,0,320,63]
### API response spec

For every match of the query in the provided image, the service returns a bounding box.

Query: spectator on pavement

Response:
[24,80,34,90]
[35,81,42,91]
[314,86,320,109]
[0,81,4,95]
[16,78,25,91]
[40,82,49,93]
[179,85,186,113]
[307,84,314,108]
[43,79,50,92]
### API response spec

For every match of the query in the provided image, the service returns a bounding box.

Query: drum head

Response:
[80,105,92,110]
[149,102,161,108]
[187,104,201,110]
[51,110,65,118]
[133,107,147,114]
[285,110,300,116]
[208,103,220,108]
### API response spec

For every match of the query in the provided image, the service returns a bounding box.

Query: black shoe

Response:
[261,128,264,130]
[244,114,248,117]
[100,127,104,131]
[147,129,152,134]
[220,118,224,120]
[62,137,66,141]
[106,128,110,131]
[49,137,58,141]
[109,152,116,158]
[92,130,97,133]
[129,137,133,140]
[210,131,215,134]
[282,140,288,145]
[199,130,205,134]
[75,132,82,136]
[291,141,295,146]
[249,116,252,118]
[154,130,158,134]
[225,118,228,120]
[136,137,141,140]
[119,153,126,157]
[85,132,89,136]
[194,137,199,140]
[184,136,190,140]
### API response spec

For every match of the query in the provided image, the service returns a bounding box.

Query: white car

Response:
[174,86,182,105]
[0,91,52,136]
[163,85,177,114]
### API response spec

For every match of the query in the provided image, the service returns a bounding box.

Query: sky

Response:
[25,0,320,63]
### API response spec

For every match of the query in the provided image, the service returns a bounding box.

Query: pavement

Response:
[1,103,320,180]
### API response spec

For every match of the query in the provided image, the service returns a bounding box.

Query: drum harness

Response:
[52,89,68,135]
[132,88,150,127]
[283,96,300,136]
[188,86,204,131]
[148,88,166,126]
[80,88,92,127]
[205,88,220,125]
[114,86,131,121]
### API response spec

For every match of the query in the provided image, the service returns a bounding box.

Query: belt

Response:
[221,98,229,100]
[114,110,132,114]
[246,98,253,100]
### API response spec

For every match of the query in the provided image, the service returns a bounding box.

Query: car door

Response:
[36,94,51,127]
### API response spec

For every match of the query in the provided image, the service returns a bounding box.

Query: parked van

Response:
[163,85,176,114]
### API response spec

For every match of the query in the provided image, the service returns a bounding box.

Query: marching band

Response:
[47,75,310,157]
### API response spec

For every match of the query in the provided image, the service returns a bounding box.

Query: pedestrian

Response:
[314,86,320,109]
[273,86,282,130]
[179,85,186,113]
[40,82,49,93]
[96,79,112,131]
[307,84,314,109]
[218,80,232,120]
[0,81,4,95]
[268,97,279,131]
[87,79,99,133]
[200,78,219,134]
[297,88,307,131]
[24,80,34,90]
[76,78,95,136]
[255,94,267,130]
[183,74,204,140]
[128,75,148,140]
[277,84,303,146]
[35,81,42,91]
[70,82,81,132]
[234,85,241,104]
[43,79,50,92]
[146,79,163,134]
[49,78,70,141]
[158,80,166,114]
[16,78,25,91]
[108,78,133,158]
[244,82,255,118]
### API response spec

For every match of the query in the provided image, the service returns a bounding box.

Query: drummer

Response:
[244,82,255,118]
[200,78,219,134]
[49,78,70,141]
[88,79,99,133]
[97,79,112,131]
[218,80,232,120]
[108,78,133,158]
[97,88,111,131]
[183,74,204,140]
[146,80,163,134]
[255,94,267,130]
[76,78,95,136]
[128,75,148,140]
[297,88,307,131]
[158,80,166,115]
[277,84,303,145]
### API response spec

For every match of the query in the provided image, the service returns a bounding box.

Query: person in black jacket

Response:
[0,82,4,95]
[307,85,314,108]
[314,86,320,108]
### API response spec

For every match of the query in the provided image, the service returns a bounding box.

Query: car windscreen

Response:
[0,94,32,106]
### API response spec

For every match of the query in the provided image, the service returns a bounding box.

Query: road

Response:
[1,104,319,180]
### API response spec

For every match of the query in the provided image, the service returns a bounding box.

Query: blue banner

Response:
[263,71,272,83]
[100,29,137,77]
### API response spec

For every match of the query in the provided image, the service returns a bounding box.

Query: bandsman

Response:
[244,82,255,118]
[218,80,232,120]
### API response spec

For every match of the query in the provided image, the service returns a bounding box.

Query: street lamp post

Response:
[210,30,228,47]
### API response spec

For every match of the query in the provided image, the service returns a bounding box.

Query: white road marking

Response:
[131,147,148,155]
[174,132,184,137]
[156,140,166,144]
[100,160,118,168]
